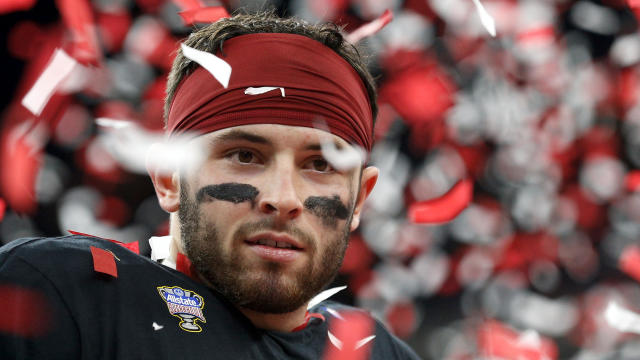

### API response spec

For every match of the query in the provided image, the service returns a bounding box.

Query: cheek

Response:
[303,195,351,228]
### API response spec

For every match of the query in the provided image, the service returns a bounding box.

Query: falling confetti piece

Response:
[180,43,231,88]
[320,141,366,171]
[326,307,346,320]
[149,235,172,261]
[626,170,640,192]
[152,322,164,331]
[179,6,230,26]
[172,0,203,10]
[471,0,496,37]
[324,311,375,360]
[21,49,78,116]
[0,284,52,337]
[0,0,36,14]
[90,245,118,277]
[604,301,640,334]
[95,117,134,130]
[312,119,366,171]
[55,0,101,64]
[0,198,5,221]
[308,286,347,310]
[477,320,557,360]
[345,9,393,44]
[619,245,640,283]
[1,121,47,214]
[244,87,285,97]
[408,179,473,224]
[96,117,208,175]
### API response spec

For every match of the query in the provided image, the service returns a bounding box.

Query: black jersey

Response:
[0,235,421,359]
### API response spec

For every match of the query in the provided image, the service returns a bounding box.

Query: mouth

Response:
[245,233,304,250]
[244,233,304,263]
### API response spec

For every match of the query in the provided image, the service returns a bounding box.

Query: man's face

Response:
[176,124,366,314]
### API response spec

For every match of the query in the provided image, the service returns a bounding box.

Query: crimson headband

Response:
[167,33,373,152]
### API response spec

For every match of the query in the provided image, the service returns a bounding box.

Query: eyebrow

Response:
[304,141,344,151]
[211,129,345,151]
[213,130,271,145]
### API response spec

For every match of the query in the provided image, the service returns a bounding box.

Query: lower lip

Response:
[247,244,302,263]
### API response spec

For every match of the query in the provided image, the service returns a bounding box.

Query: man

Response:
[0,12,421,359]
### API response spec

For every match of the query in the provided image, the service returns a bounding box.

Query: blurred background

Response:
[2,0,640,358]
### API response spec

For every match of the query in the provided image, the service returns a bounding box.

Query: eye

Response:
[228,150,260,164]
[304,157,334,173]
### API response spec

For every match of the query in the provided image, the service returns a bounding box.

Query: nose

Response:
[257,161,303,222]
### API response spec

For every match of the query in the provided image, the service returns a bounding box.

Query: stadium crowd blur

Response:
[2,0,640,358]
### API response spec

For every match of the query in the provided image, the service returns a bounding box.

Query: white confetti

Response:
[471,0,496,37]
[181,43,231,88]
[95,117,134,130]
[95,118,208,175]
[321,141,366,171]
[152,322,164,331]
[327,330,343,350]
[307,286,347,310]
[604,301,640,334]
[326,307,345,320]
[313,119,366,171]
[149,235,172,261]
[244,87,285,97]
[346,9,393,44]
[355,335,376,349]
[22,49,78,116]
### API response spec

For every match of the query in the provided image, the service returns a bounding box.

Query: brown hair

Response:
[164,11,377,130]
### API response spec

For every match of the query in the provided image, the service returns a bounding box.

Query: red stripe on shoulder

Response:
[68,230,139,254]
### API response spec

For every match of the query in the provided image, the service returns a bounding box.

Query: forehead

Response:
[201,124,352,150]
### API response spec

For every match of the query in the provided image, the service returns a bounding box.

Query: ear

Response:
[350,166,379,232]
[146,143,181,213]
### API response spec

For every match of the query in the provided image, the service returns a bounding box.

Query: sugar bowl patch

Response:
[157,286,206,332]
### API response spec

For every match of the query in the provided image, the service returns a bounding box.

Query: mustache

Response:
[232,218,315,251]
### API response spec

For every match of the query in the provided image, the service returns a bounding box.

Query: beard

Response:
[178,181,352,314]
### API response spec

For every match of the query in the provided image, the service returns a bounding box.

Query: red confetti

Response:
[90,246,118,278]
[177,252,195,279]
[323,311,375,360]
[97,196,131,227]
[0,284,52,337]
[0,0,36,14]
[617,67,638,111]
[478,320,558,360]
[408,179,473,224]
[385,301,417,339]
[55,0,101,65]
[67,230,140,254]
[619,245,640,283]
[0,198,5,222]
[179,6,230,25]
[110,240,139,254]
[96,11,132,53]
[0,123,45,214]
[7,21,45,60]
[340,234,374,274]
[345,9,393,44]
[626,170,640,192]
[380,65,456,127]
[172,0,204,10]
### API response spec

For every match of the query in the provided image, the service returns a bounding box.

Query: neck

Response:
[165,215,182,266]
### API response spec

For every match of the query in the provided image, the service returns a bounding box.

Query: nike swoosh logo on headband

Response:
[244,87,285,97]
